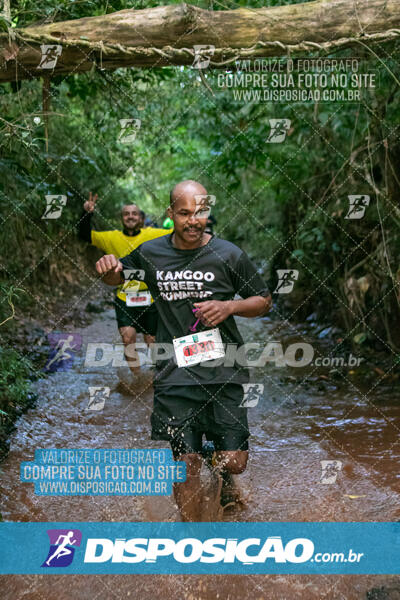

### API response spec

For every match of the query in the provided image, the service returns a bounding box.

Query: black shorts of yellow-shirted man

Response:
[114,296,158,335]
[151,383,249,457]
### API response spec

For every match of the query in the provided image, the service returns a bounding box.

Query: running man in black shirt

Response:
[95,180,272,521]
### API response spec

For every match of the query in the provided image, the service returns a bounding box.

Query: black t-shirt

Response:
[120,234,270,387]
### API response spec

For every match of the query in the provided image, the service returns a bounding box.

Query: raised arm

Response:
[77,192,98,243]
[96,254,123,286]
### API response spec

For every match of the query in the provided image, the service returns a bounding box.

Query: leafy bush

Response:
[0,346,36,459]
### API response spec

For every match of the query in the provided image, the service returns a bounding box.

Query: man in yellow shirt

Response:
[77,192,170,382]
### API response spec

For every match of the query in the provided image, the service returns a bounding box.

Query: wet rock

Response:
[31,326,46,339]
[317,326,333,338]
[328,368,342,380]
[85,302,104,314]
[366,586,400,599]
[316,325,342,339]
[259,315,271,322]
[306,312,318,322]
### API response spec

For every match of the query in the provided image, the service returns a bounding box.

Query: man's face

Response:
[168,193,208,244]
[121,205,142,231]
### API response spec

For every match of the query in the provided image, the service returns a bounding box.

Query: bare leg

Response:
[214,450,248,507]
[119,326,140,375]
[173,453,204,522]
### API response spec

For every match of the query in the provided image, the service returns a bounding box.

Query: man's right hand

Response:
[84,191,98,213]
[96,255,123,285]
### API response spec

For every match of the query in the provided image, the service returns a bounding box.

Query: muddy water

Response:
[1,310,399,599]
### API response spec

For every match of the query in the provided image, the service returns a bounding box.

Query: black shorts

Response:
[114,296,158,335]
[151,383,249,457]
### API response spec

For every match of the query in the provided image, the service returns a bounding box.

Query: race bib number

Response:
[173,328,225,368]
[125,290,152,307]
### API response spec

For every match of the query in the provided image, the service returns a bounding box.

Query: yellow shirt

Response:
[91,228,171,302]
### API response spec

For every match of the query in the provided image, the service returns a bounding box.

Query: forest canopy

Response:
[0,0,399,352]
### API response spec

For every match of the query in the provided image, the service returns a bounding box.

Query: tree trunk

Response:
[0,0,399,83]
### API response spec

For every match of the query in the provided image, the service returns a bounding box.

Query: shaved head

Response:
[170,180,207,207]
[167,180,213,248]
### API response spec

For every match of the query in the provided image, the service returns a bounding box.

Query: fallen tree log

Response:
[0,0,399,83]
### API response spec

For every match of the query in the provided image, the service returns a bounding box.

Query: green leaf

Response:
[291,249,305,259]
[0,16,10,32]
[353,333,367,344]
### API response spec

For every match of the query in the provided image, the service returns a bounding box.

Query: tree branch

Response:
[0,0,399,83]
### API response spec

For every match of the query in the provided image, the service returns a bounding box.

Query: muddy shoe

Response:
[219,470,246,510]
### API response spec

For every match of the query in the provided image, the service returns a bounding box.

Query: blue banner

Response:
[0,522,399,574]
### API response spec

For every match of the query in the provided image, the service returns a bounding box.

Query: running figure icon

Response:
[44,333,82,372]
[45,531,77,566]
[274,269,299,294]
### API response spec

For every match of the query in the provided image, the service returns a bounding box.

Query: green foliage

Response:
[0,346,36,459]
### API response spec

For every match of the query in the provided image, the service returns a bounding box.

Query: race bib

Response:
[173,328,225,368]
[125,290,152,307]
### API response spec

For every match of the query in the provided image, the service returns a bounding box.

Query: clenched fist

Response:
[96,254,123,285]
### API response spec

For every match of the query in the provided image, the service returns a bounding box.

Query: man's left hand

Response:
[193,300,232,327]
